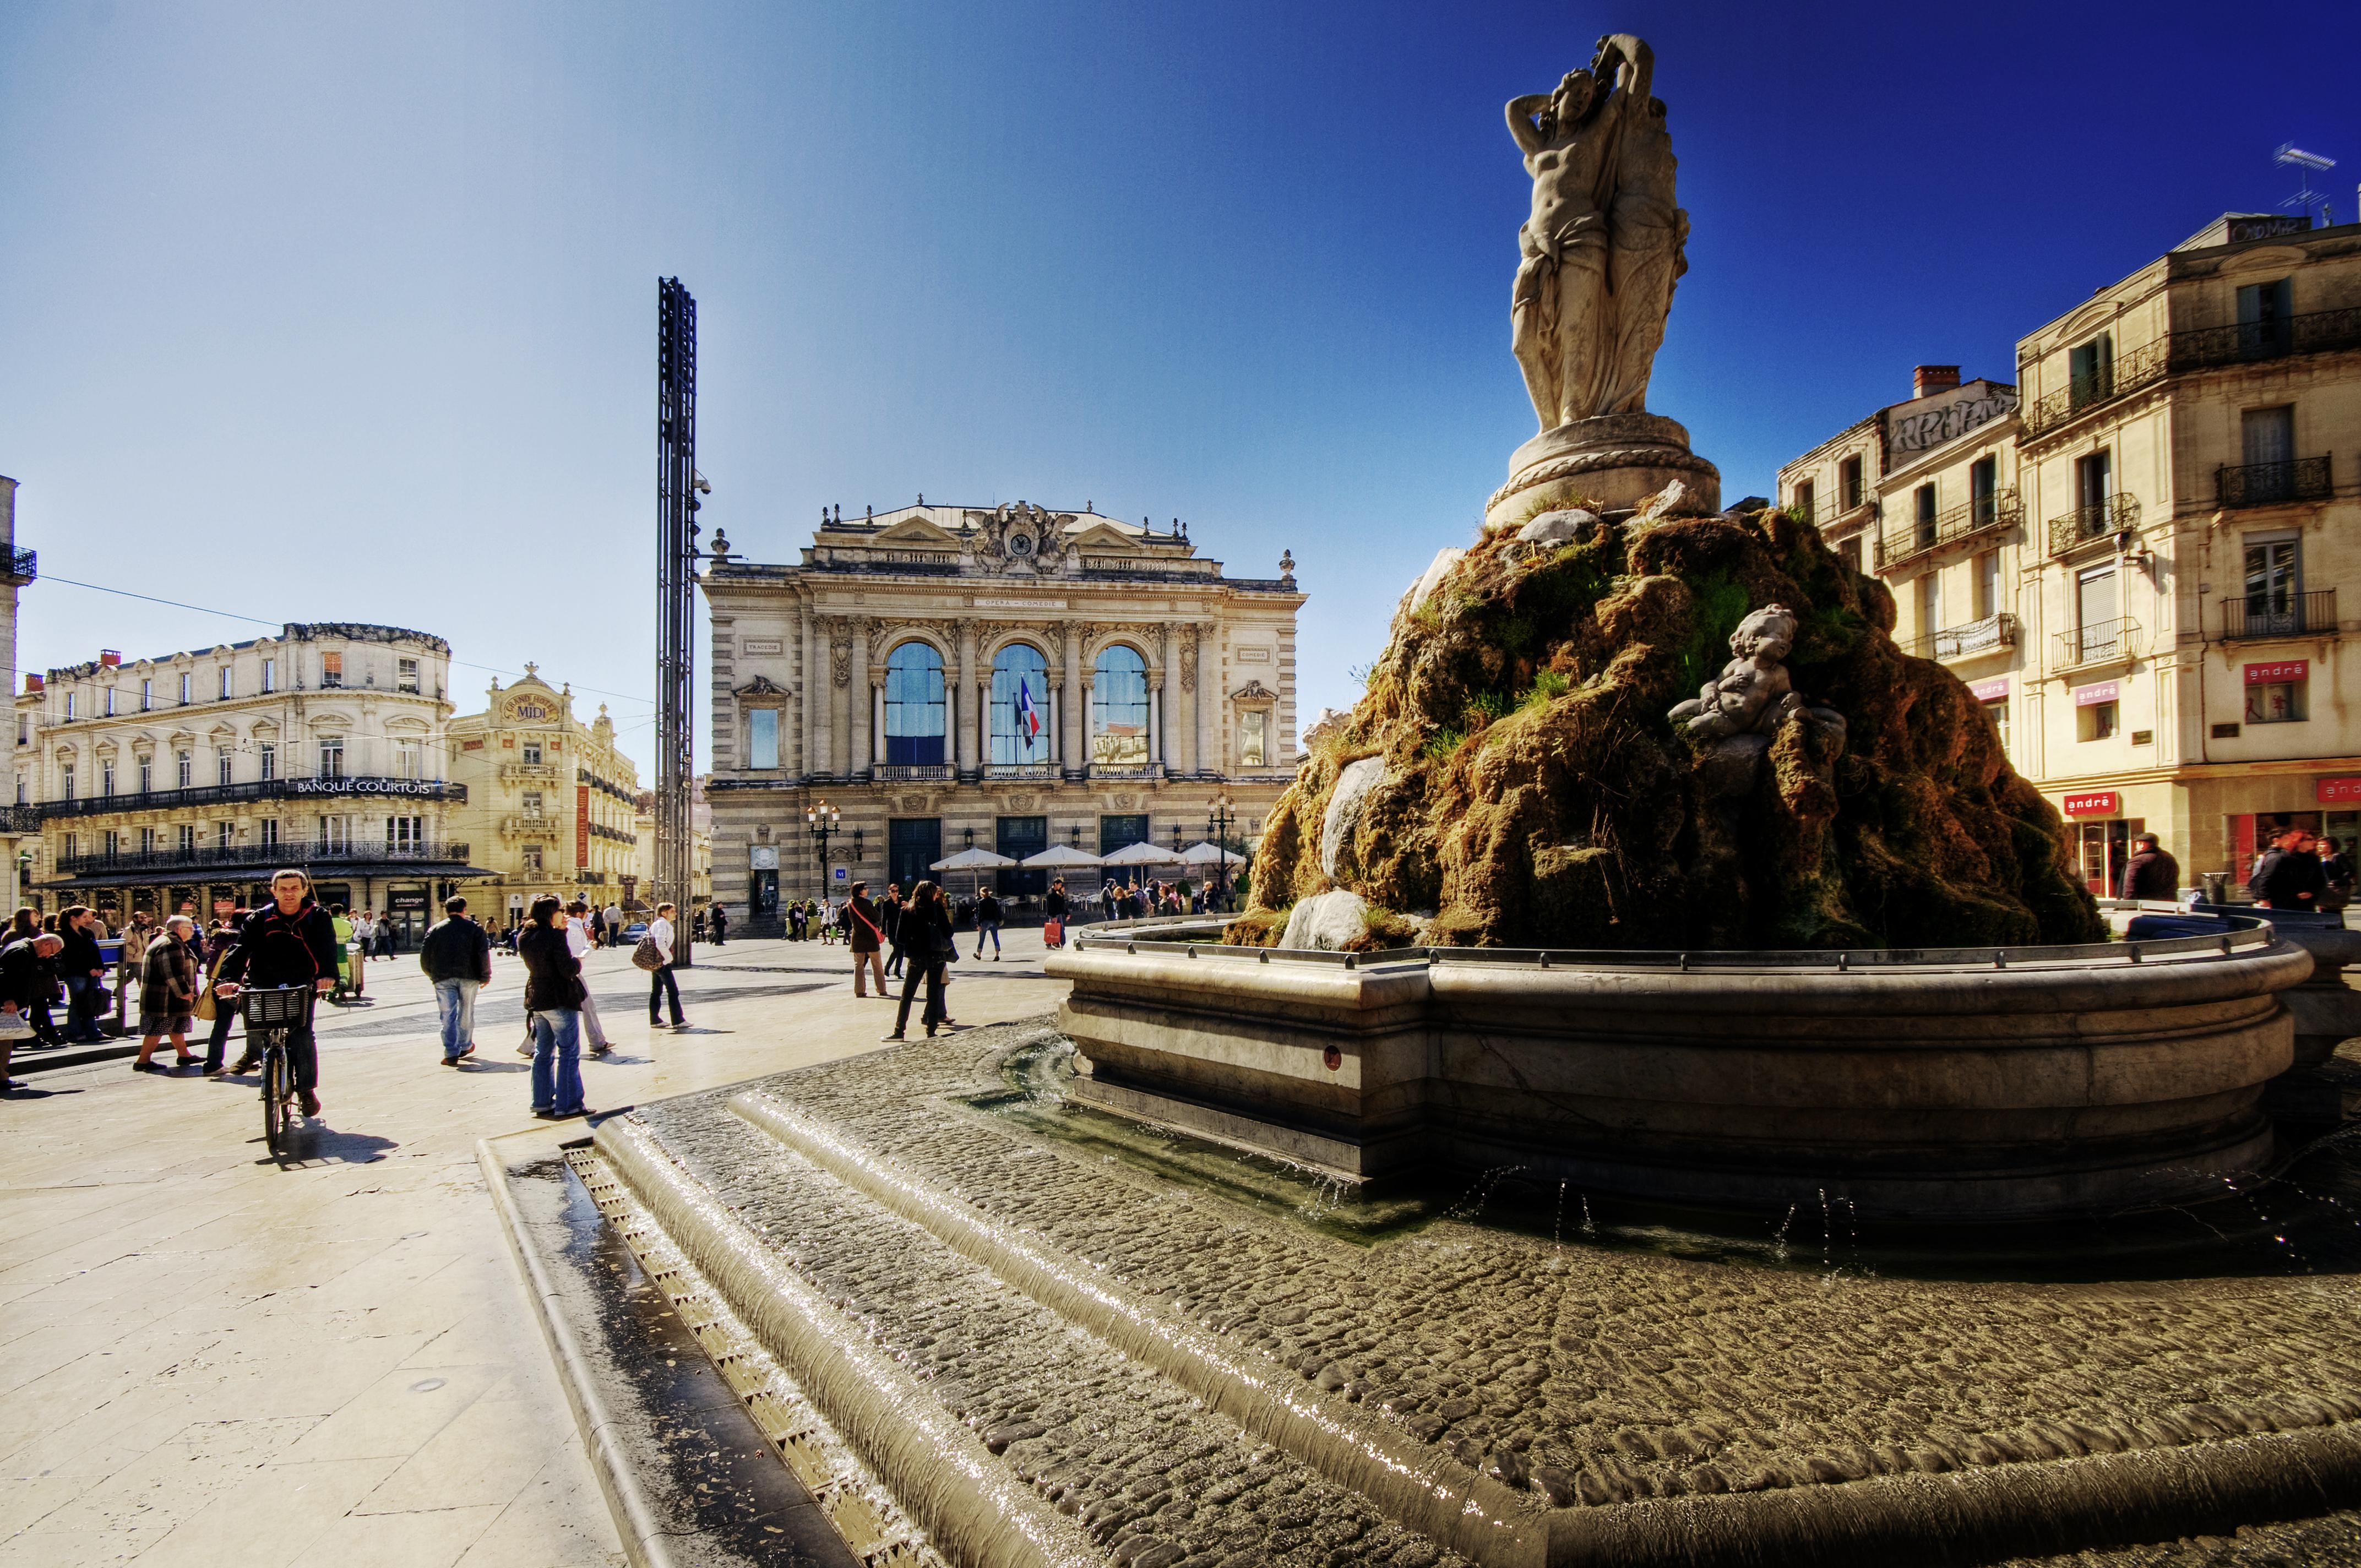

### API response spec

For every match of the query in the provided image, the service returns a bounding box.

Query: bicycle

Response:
[237,984,313,1158]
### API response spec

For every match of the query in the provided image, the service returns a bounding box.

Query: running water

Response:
[1772,1203,1796,1263]
[1553,1180,1566,1249]
[1579,1193,1597,1239]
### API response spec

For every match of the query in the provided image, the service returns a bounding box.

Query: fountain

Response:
[491,35,2361,1568]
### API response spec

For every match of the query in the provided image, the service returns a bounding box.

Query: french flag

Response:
[1017,677,1041,747]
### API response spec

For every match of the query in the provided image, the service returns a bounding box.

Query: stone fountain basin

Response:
[1048,923,2312,1220]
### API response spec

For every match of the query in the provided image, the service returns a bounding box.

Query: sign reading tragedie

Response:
[1885,380,2020,462]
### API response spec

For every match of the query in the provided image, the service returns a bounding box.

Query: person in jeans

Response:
[709,902,728,948]
[883,881,954,1041]
[419,895,493,1066]
[973,889,1003,960]
[880,885,904,978]
[846,882,887,998]
[565,900,613,1057]
[199,912,246,1075]
[57,906,107,1043]
[646,901,686,1030]
[517,896,589,1119]
[0,931,63,1091]
[212,870,341,1116]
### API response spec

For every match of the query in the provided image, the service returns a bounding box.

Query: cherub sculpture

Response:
[1668,604,1838,744]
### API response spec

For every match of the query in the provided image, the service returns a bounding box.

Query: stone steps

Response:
[589,1082,1472,1568]
[566,1020,2361,1568]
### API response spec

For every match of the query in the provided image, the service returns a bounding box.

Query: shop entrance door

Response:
[749,868,779,919]
[2076,818,2144,897]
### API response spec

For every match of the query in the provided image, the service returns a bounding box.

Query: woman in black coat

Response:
[882,881,954,1042]
[516,896,589,1119]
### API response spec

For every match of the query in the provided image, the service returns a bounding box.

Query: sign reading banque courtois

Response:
[288,776,449,796]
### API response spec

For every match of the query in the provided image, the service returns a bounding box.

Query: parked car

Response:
[624,922,649,943]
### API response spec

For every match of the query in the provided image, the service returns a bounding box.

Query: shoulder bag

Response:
[631,935,666,972]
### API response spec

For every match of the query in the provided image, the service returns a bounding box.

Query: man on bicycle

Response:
[214,868,340,1115]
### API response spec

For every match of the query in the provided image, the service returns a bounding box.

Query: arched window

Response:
[1091,645,1149,766]
[884,643,945,765]
[989,644,1050,765]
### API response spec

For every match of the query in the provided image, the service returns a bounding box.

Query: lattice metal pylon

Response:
[656,277,701,965]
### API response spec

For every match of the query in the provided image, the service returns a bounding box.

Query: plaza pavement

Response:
[0,928,1070,1568]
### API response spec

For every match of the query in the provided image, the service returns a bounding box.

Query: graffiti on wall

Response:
[1886,383,2019,460]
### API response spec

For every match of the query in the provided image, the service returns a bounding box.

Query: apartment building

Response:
[445,668,642,927]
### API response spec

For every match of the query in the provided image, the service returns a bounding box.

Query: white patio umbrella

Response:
[1177,840,1247,867]
[931,845,1018,900]
[1098,839,1182,896]
[1021,844,1103,869]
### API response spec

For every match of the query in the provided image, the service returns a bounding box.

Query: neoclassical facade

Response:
[15,622,476,937]
[446,668,641,927]
[700,502,1303,927]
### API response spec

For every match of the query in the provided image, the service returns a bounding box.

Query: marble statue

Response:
[1508,34,1689,432]
[1668,605,1844,750]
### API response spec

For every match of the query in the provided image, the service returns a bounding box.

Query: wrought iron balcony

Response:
[2020,340,2170,439]
[2221,588,2338,642]
[33,774,464,820]
[498,813,557,837]
[1794,494,1874,530]
[2,547,35,587]
[1875,490,2022,571]
[1902,613,2017,662]
[2217,455,2332,509]
[2170,304,2361,372]
[2047,492,2141,556]
[53,837,474,880]
[0,803,40,834]
[2054,617,2144,669]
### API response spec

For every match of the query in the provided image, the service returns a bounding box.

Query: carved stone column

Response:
[1061,623,1084,774]
[847,618,871,777]
[955,619,978,775]
[1178,624,1200,776]
[1160,622,1181,769]
[1193,622,1215,777]
[809,616,833,777]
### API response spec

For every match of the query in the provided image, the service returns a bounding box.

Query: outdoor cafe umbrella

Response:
[1177,840,1247,868]
[931,845,1017,900]
[1098,839,1182,889]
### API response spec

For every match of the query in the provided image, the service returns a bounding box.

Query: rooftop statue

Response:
[1508,33,1689,431]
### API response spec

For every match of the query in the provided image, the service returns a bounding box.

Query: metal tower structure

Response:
[655,277,704,965]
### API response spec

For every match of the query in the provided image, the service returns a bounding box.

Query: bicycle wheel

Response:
[261,1041,289,1156]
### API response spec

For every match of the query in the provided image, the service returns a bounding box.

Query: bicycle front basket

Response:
[241,986,311,1026]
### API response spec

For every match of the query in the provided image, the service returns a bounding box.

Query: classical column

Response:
[1047,688,1060,764]
[1160,622,1180,769]
[872,684,885,769]
[955,619,978,775]
[795,609,811,777]
[809,618,833,777]
[1178,624,1200,776]
[847,620,871,777]
[1194,622,1215,777]
[1148,682,1162,767]
[1062,625,1084,772]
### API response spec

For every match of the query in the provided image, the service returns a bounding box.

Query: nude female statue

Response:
[1505,35,1689,431]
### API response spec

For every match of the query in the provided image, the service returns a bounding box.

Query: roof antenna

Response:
[2277,143,2337,226]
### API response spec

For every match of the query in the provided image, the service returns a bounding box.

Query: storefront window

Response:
[2246,680,2306,724]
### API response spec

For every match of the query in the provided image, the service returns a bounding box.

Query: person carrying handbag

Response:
[0,930,60,1092]
[846,883,888,998]
[882,881,955,1041]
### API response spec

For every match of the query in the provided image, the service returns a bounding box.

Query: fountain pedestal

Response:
[1483,412,1721,527]
[1054,925,2310,1219]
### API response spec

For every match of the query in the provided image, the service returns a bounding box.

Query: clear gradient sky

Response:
[4,1,2356,779]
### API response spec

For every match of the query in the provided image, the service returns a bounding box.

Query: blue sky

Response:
[4,0,2355,778]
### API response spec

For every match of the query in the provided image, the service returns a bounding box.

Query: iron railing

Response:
[33,775,464,821]
[1902,613,2017,662]
[2055,616,2144,668]
[872,764,954,782]
[2,547,35,586]
[2218,455,2333,509]
[0,803,40,834]
[983,763,1059,780]
[55,837,475,879]
[2047,492,2141,556]
[2170,304,2361,372]
[2221,588,2338,642]
[2021,340,2169,439]
[1875,489,2022,570]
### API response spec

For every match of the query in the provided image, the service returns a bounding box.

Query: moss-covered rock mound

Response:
[1241,506,2101,951]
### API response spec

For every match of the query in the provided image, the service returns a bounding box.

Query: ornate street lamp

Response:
[806,799,840,898]
[1206,795,1237,911]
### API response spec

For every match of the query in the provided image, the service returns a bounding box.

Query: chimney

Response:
[1913,365,1962,399]
[99,650,122,668]
[23,673,41,694]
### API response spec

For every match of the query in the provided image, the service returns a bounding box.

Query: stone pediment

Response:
[1230,679,1279,701]
[734,675,792,699]
[1066,520,1141,551]
[871,516,963,546]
